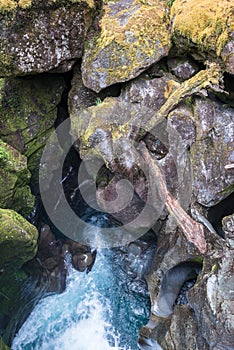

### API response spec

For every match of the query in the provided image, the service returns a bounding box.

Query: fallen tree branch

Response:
[146,62,223,131]
[139,142,207,254]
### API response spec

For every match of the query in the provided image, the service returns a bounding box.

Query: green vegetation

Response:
[95,97,103,105]
[0,146,8,162]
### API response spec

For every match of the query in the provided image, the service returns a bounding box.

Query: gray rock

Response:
[0,0,96,76]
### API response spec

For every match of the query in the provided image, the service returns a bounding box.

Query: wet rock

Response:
[0,139,34,216]
[167,56,199,81]
[81,0,171,92]
[170,0,234,74]
[0,0,97,76]
[190,97,234,206]
[0,75,65,186]
[72,252,93,272]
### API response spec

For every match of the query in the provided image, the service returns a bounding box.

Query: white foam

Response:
[12,254,131,350]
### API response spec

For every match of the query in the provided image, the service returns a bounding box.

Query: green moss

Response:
[0,139,34,216]
[0,208,38,269]
[0,209,38,317]
[0,146,8,162]
[0,75,65,178]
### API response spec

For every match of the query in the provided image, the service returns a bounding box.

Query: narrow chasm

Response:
[9,68,155,350]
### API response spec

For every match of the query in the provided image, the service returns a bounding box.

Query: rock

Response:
[0,208,38,318]
[190,97,234,206]
[0,0,97,76]
[0,75,65,186]
[186,214,234,349]
[170,0,234,74]
[68,63,121,114]
[167,56,199,81]
[81,0,171,92]
[0,208,38,269]
[120,73,175,113]
[0,139,34,216]
[72,252,93,272]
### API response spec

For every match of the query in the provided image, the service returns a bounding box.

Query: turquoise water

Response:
[12,247,151,350]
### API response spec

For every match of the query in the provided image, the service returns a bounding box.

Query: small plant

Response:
[167,0,175,6]
[95,97,103,105]
[0,146,8,162]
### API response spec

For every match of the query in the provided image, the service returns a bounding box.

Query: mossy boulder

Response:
[0,0,97,76]
[0,208,38,269]
[170,0,234,74]
[81,0,171,92]
[0,208,38,319]
[0,74,65,185]
[0,139,34,216]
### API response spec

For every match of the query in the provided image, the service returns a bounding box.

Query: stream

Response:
[12,224,154,350]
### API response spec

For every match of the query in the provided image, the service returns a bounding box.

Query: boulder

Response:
[0,208,38,316]
[0,139,34,216]
[0,208,38,269]
[170,0,234,74]
[0,0,97,76]
[81,0,171,92]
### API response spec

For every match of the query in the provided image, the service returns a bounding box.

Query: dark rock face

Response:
[167,56,199,81]
[35,224,96,293]
[191,98,234,206]
[0,0,97,76]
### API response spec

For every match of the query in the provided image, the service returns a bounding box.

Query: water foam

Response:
[12,250,149,350]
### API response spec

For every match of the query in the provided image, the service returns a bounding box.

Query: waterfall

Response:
[12,231,153,350]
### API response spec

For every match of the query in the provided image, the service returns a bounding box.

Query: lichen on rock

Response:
[190,97,234,206]
[81,0,171,92]
[0,0,97,76]
[170,0,234,74]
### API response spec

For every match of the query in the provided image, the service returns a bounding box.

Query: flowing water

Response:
[12,234,153,350]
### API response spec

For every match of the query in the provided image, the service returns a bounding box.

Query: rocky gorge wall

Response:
[0,0,233,349]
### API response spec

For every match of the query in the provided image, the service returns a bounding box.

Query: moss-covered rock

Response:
[0,0,97,76]
[81,0,171,92]
[0,208,38,269]
[170,0,234,74]
[0,208,38,316]
[0,74,65,184]
[0,139,34,216]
